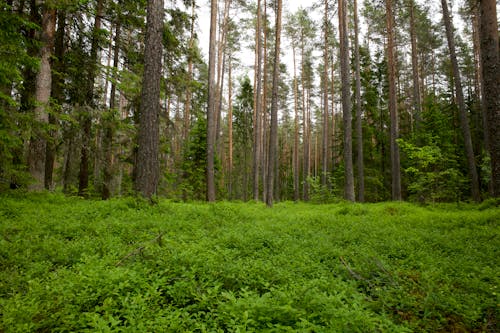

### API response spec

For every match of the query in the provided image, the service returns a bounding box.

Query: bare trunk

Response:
[207,0,218,201]
[252,0,263,201]
[135,0,164,198]
[339,0,355,201]
[265,0,282,207]
[479,0,500,197]
[29,6,56,190]
[354,0,364,202]
[102,21,121,200]
[184,2,195,141]
[386,0,401,201]
[292,46,300,201]
[409,0,422,128]
[441,0,480,202]
[321,0,329,188]
[228,58,233,199]
[78,0,103,196]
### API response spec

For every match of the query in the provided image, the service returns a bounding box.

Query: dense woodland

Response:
[0,0,498,204]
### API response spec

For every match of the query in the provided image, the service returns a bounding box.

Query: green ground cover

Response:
[0,193,499,332]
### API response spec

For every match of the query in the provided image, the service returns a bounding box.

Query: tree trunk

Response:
[441,0,481,202]
[252,0,263,201]
[29,5,56,190]
[292,46,300,201]
[207,0,218,202]
[321,0,329,188]
[102,20,121,200]
[265,0,282,207]
[386,0,401,201]
[409,0,422,128]
[354,0,364,202]
[45,10,66,190]
[479,0,500,197]
[78,0,103,196]
[134,0,164,198]
[228,58,233,200]
[184,2,195,141]
[339,0,355,201]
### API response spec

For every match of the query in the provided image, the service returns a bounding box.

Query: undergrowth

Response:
[0,192,498,332]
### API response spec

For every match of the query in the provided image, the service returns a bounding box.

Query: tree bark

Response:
[292,45,300,201]
[102,20,121,200]
[29,5,56,190]
[478,0,500,197]
[339,0,355,201]
[441,0,481,202]
[228,57,233,199]
[386,0,401,201]
[135,0,164,198]
[354,0,364,202]
[45,10,66,190]
[409,0,422,129]
[207,0,218,202]
[321,0,329,188]
[265,0,282,207]
[78,0,103,196]
[252,0,263,201]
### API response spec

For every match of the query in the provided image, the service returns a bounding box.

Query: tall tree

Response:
[252,0,263,201]
[386,0,401,200]
[207,0,218,202]
[265,0,282,207]
[478,0,500,197]
[321,0,329,188]
[354,0,364,201]
[441,0,480,201]
[28,4,56,190]
[135,0,164,198]
[78,0,103,196]
[339,0,355,201]
[409,0,422,128]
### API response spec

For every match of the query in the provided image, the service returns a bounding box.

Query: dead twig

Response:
[339,256,366,282]
[115,232,164,267]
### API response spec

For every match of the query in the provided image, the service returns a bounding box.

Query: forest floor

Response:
[0,192,499,332]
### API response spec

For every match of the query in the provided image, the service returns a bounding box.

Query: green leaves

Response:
[0,194,498,331]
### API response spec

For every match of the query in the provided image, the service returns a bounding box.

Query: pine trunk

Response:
[354,0,364,202]
[479,0,500,197]
[252,0,263,201]
[339,0,355,201]
[29,6,56,190]
[265,0,282,207]
[441,0,481,202]
[207,0,218,202]
[386,0,401,201]
[135,0,164,198]
[321,0,329,188]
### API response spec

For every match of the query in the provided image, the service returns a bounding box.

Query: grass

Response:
[0,192,499,332]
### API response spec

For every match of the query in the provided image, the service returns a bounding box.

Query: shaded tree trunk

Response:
[441,0,480,202]
[252,0,263,201]
[29,5,56,190]
[134,0,164,198]
[207,0,218,202]
[409,0,422,128]
[354,0,364,202]
[45,10,66,190]
[78,0,103,196]
[321,0,329,188]
[102,20,121,200]
[386,0,401,200]
[265,0,282,207]
[292,46,300,201]
[478,0,500,197]
[339,0,355,201]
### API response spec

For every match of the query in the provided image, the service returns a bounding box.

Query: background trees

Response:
[0,0,497,202]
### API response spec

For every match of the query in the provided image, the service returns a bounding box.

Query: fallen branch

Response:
[115,232,164,267]
[339,256,366,282]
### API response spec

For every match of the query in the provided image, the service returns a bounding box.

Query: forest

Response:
[0,0,498,204]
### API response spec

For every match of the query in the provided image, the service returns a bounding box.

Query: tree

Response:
[478,0,500,197]
[207,0,217,202]
[386,0,401,200]
[134,0,164,198]
[28,4,56,190]
[354,0,364,202]
[321,0,329,189]
[409,0,422,128]
[441,0,480,202]
[339,0,355,201]
[265,0,282,207]
[252,0,263,201]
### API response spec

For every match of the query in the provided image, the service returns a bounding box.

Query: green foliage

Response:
[1,193,498,332]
